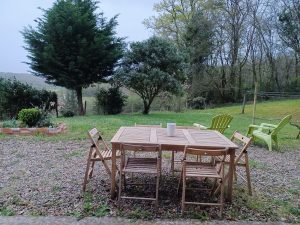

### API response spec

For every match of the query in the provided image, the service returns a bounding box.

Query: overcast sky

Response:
[0,0,158,73]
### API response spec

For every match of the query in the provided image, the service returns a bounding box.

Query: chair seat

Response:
[123,157,158,174]
[252,130,270,138]
[92,150,121,160]
[185,163,221,178]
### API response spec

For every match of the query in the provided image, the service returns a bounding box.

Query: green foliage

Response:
[18,108,41,127]
[189,96,207,109]
[0,206,15,216]
[2,119,19,128]
[94,204,110,217]
[0,78,57,119]
[115,36,185,114]
[95,86,127,114]
[22,0,125,115]
[61,90,77,116]
[184,11,215,101]
[61,110,75,118]
[36,111,53,127]
[278,3,300,56]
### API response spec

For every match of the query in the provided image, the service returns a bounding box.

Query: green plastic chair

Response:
[247,115,292,151]
[193,114,233,134]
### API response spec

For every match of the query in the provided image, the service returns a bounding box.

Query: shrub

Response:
[36,111,53,127]
[95,87,127,115]
[61,110,75,117]
[18,108,41,127]
[0,78,57,119]
[2,119,18,128]
[61,90,78,116]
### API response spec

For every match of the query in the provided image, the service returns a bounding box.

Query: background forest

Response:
[144,0,300,105]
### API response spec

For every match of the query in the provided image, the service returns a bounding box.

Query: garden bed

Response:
[0,123,66,135]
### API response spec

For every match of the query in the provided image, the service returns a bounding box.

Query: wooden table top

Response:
[111,127,238,150]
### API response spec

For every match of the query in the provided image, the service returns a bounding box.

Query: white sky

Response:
[0,0,158,73]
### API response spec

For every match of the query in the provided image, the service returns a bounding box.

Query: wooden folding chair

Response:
[83,128,121,192]
[215,131,253,195]
[171,126,199,175]
[118,143,162,207]
[178,146,229,217]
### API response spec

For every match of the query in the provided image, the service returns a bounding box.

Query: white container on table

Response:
[167,123,176,136]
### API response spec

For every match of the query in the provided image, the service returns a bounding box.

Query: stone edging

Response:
[0,123,67,135]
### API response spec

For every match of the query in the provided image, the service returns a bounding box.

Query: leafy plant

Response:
[0,206,15,216]
[2,119,18,128]
[18,108,41,127]
[95,86,127,115]
[36,111,53,127]
[61,110,75,118]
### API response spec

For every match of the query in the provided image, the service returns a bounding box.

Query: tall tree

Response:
[115,37,185,114]
[22,0,124,115]
[278,0,300,77]
[184,11,214,99]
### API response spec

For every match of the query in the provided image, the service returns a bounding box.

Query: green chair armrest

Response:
[193,123,208,129]
[260,123,277,128]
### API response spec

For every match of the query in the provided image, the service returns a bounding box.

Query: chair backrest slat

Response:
[231,131,252,163]
[88,128,110,156]
[184,146,229,157]
[210,114,233,134]
[231,131,252,144]
[271,115,292,136]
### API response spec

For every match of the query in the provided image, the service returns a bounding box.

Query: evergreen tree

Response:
[22,0,124,115]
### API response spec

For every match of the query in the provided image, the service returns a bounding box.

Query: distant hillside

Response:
[0,72,55,89]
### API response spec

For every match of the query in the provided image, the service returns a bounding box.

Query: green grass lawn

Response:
[43,99,300,150]
[2,99,299,149]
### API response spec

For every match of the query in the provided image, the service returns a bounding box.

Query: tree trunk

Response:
[143,101,150,115]
[75,87,84,116]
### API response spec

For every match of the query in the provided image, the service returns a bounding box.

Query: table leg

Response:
[227,149,234,202]
[111,143,117,199]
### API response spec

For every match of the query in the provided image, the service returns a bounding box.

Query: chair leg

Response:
[118,172,123,202]
[219,179,224,218]
[244,153,252,195]
[177,170,183,195]
[171,151,175,175]
[155,174,160,208]
[267,138,273,151]
[181,173,186,214]
[83,149,93,192]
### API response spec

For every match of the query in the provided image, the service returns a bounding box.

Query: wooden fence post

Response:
[241,93,246,114]
[252,82,258,124]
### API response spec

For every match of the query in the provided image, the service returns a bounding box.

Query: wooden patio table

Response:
[110,126,238,201]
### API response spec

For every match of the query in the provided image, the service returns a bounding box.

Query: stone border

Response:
[0,123,67,135]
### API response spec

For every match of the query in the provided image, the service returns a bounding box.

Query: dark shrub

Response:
[0,78,57,119]
[18,108,41,127]
[61,110,75,117]
[95,87,127,115]
[36,111,53,127]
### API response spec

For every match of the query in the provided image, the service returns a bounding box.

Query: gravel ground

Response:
[0,138,299,222]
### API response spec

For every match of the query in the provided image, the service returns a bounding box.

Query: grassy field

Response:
[1,99,299,149]
[38,99,300,150]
